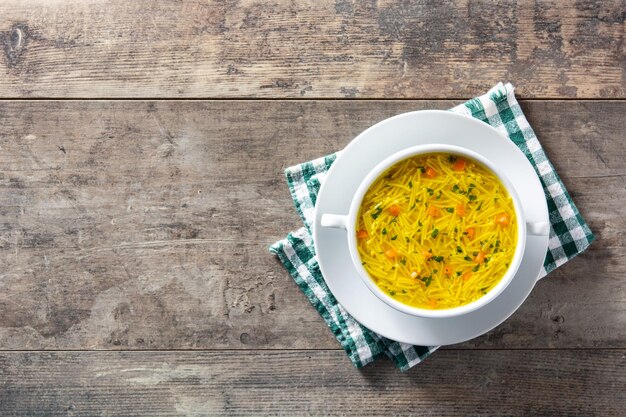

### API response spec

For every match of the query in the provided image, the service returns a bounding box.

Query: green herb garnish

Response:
[431,228,439,238]
[371,205,383,219]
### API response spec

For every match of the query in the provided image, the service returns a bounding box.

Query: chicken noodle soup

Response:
[356,152,517,310]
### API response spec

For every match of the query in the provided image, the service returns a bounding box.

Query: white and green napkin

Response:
[270,83,595,371]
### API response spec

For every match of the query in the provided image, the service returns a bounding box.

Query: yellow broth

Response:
[356,152,518,310]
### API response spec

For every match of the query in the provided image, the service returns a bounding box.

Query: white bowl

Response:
[320,143,549,319]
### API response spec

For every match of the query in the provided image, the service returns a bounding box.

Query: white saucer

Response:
[313,111,549,346]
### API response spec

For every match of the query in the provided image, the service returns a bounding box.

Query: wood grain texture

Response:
[0,100,623,350]
[0,350,624,416]
[0,0,624,98]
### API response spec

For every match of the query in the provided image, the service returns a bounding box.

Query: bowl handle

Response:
[527,221,550,236]
[320,214,348,230]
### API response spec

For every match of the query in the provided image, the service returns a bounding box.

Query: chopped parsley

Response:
[371,205,383,219]
[472,265,480,272]
[382,228,387,235]
[431,228,439,238]
[468,194,477,201]
[445,207,454,213]
[400,258,406,265]
[464,256,472,261]
[391,234,397,240]
[408,181,413,189]
[456,246,463,253]
[426,188,434,196]
[433,256,444,263]
[448,155,458,163]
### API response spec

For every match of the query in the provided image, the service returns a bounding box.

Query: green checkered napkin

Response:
[270,83,594,371]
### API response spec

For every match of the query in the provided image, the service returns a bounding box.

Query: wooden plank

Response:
[0,0,624,98]
[0,100,623,350]
[0,350,624,416]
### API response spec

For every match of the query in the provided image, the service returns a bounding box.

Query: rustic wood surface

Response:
[1,0,625,415]
[0,0,624,98]
[0,100,623,352]
[1,351,625,416]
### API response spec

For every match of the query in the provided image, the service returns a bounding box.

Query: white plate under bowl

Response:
[313,110,549,346]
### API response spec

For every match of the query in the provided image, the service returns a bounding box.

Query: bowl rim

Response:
[345,143,527,319]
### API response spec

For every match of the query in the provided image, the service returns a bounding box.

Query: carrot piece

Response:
[444,265,453,276]
[474,251,486,264]
[425,167,437,178]
[422,250,433,260]
[388,204,401,216]
[456,204,466,216]
[427,206,441,218]
[452,159,467,171]
[385,248,398,259]
[357,229,369,239]
[465,227,476,239]
[427,298,439,308]
[495,212,510,226]
[461,270,472,281]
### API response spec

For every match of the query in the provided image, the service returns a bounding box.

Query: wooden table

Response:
[0,1,624,415]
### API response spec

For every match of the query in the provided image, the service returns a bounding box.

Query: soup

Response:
[356,152,517,310]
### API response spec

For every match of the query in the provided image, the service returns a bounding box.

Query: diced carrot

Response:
[444,265,453,276]
[452,159,467,171]
[385,249,398,259]
[422,250,433,260]
[456,204,466,216]
[388,204,401,216]
[427,298,439,308]
[495,212,510,226]
[474,251,486,264]
[465,227,476,239]
[357,229,369,239]
[427,206,441,218]
[461,270,472,281]
[425,167,437,178]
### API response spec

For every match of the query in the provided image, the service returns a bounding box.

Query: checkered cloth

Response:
[269,83,594,371]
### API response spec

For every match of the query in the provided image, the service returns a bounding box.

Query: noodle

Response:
[356,152,517,309]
